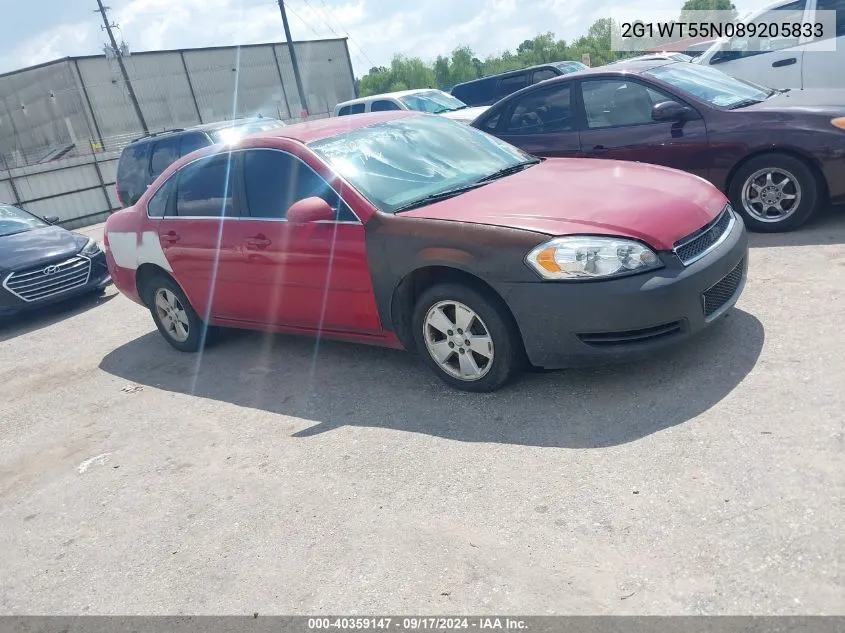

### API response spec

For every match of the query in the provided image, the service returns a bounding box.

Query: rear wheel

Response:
[412,283,522,392]
[145,276,211,352]
[729,153,820,233]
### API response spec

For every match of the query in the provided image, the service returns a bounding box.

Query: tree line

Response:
[357,0,736,96]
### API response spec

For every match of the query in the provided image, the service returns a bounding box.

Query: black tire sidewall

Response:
[145,276,206,353]
[729,154,819,233]
[412,283,521,392]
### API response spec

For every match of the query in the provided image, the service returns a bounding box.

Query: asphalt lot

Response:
[1,212,844,615]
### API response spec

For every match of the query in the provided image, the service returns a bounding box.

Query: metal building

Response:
[0,38,357,168]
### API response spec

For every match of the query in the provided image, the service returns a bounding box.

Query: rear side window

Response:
[150,137,181,178]
[175,155,237,217]
[532,68,558,83]
[371,100,401,112]
[116,142,150,206]
[505,84,573,135]
[497,74,529,98]
[147,177,174,218]
[452,79,496,105]
[338,103,366,116]
[242,149,356,221]
[179,133,209,157]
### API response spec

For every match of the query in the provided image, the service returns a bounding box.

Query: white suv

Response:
[695,0,845,89]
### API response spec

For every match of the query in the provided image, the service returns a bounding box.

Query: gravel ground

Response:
[1,212,843,615]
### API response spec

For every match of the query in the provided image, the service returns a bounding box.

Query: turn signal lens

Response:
[832,117,845,130]
[526,236,662,280]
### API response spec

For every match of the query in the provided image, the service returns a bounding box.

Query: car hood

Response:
[402,158,728,251]
[440,106,490,123]
[743,89,845,115]
[0,225,85,272]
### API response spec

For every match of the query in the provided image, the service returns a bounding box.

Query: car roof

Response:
[336,89,443,107]
[128,117,278,144]
[451,61,580,88]
[245,110,418,143]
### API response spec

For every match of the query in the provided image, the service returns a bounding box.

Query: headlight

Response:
[526,236,661,280]
[80,237,103,256]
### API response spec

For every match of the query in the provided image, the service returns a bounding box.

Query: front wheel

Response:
[729,153,820,233]
[412,283,522,392]
[145,276,211,352]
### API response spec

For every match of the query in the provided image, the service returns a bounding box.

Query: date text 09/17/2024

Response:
[307,617,528,630]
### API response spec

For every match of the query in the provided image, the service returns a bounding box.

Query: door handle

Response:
[772,57,796,67]
[245,234,271,250]
[161,231,180,243]
[592,145,608,153]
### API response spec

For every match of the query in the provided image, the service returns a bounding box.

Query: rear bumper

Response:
[494,213,749,369]
[0,251,112,317]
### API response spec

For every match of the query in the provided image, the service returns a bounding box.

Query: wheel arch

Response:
[726,147,829,204]
[389,264,524,353]
[135,263,181,307]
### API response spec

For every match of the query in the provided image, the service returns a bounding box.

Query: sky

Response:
[0,0,765,78]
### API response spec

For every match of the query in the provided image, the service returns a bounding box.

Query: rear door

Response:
[234,147,381,334]
[493,82,581,156]
[157,152,245,321]
[576,78,710,179]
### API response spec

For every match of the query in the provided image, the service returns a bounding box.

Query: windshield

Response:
[398,91,467,113]
[0,204,48,237]
[645,62,770,108]
[308,115,533,213]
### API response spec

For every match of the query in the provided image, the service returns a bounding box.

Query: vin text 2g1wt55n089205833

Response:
[104,112,748,392]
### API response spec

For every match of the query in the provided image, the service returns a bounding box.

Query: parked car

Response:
[450,61,588,106]
[104,112,748,392]
[115,117,286,208]
[607,52,693,65]
[333,89,488,123]
[694,0,845,89]
[471,59,845,232]
[0,204,111,317]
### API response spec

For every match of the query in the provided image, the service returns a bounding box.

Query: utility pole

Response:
[95,0,148,134]
[277,0,308,118]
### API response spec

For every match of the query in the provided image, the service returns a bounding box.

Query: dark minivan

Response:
[450,61,587,107]
[115,117,285,207]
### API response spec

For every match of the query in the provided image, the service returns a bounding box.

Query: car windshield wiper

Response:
[727,98,764,109]
[475,159,541,183]
[393,182,487,213]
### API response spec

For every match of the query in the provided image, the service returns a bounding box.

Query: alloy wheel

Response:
[423,300,494,381]
[740,167,802,223]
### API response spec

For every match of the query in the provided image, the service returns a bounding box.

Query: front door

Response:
[157,152,245,321]
[576,78,710,180]
[494,82,581,157]
[234,148,381,334]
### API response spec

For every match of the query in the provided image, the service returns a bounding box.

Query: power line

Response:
[308,0,379,68]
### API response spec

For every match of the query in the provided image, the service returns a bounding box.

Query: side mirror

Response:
[652,100,697,122]
[286,196,336,224]
[43,215,60,224]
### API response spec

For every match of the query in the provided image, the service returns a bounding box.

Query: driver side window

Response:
[581,80,673,129]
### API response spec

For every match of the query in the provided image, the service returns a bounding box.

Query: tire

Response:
[412,283,523,393]
[144,275,212,353]
[728,153,820,233]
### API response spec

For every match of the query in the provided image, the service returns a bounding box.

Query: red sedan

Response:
[104,112,748,392]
